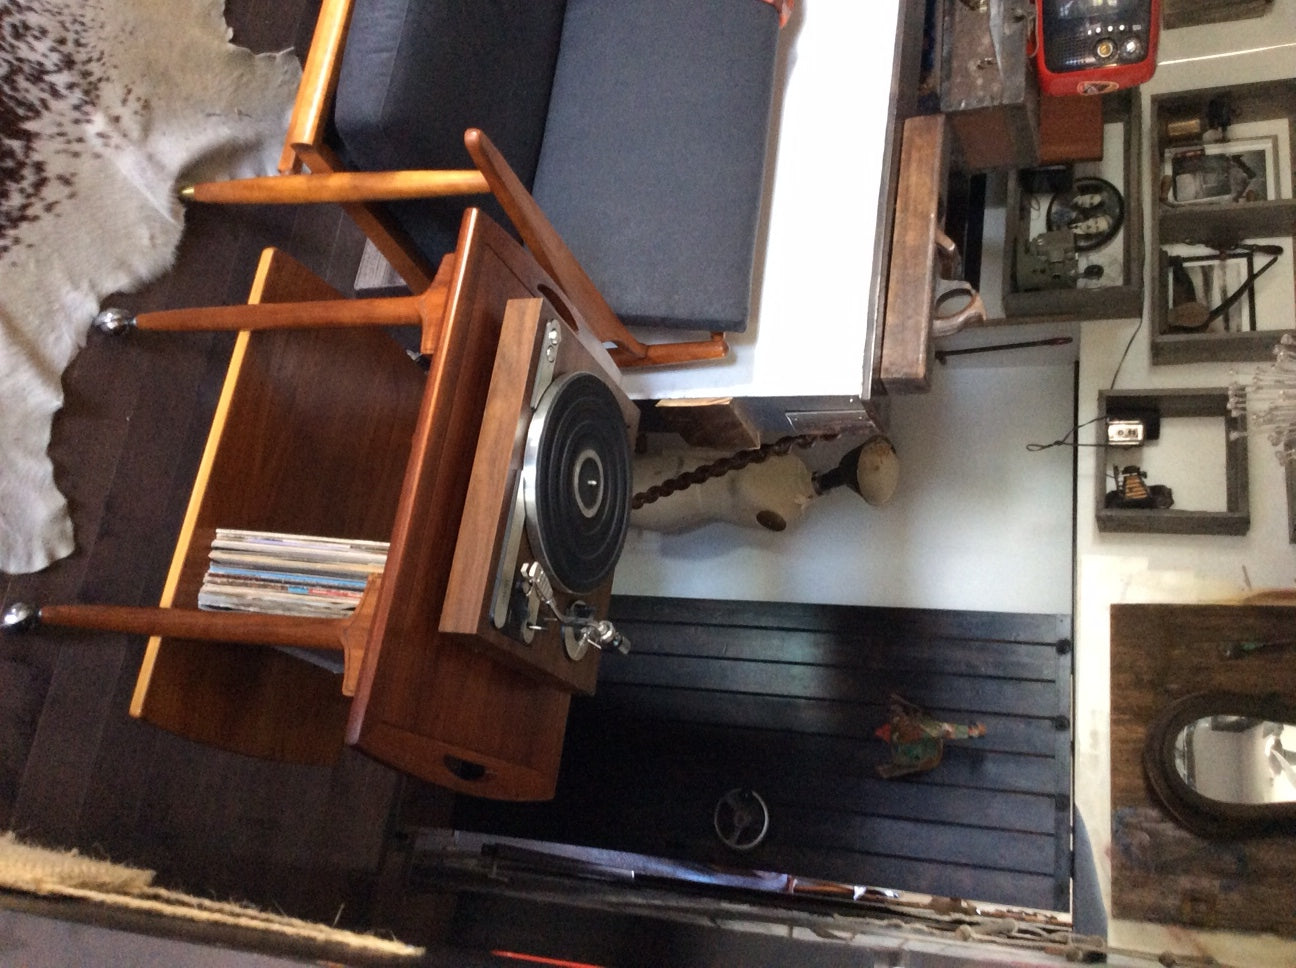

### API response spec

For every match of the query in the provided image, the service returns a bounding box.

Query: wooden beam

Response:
[879,114,950,394]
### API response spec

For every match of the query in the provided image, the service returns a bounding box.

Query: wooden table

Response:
[131,213,590,801]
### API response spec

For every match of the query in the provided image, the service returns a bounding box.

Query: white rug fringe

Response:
[0,832,424,959]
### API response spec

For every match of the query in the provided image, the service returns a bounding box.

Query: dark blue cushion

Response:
[533,0,779,331]
[332,0,779,332]
[332,0,568,263]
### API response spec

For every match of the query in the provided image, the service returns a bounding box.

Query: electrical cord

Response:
[1026,415,1108,452]
[1027,308,1144,453]
[1108,313,1143,390]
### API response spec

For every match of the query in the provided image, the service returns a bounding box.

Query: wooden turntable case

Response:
[440,296,637,696]
[133,212,627,801]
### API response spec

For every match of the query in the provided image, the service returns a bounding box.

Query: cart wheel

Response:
[713,788,770,851]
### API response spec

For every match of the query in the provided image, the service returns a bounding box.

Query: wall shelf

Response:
[1095,389,1249,535]
[1000,90,1143,322]
[1149,79,1296,365]
[1159,197,1296,242]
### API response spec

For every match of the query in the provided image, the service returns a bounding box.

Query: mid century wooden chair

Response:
[182,0,788,368]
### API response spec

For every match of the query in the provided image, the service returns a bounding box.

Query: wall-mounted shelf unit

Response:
[1149,79,1296,365]
[1162,0,1274,30]
[1096,389,1249,535]
[1000,89,1143,323]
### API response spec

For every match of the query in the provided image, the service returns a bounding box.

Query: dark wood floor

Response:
[0,0,429,935]
[456,598,1075,914]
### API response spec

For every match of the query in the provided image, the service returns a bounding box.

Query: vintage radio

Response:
[1035,0,1160,96]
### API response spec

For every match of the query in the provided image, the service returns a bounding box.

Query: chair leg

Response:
[31,603,347,651]
[182,170,489,205]
[8,575,386,700]
[133,294,426,333]
[18,602,374,698]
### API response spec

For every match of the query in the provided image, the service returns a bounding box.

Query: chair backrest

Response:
[332,0,781,334]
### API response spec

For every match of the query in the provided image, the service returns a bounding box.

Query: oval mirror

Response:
[1144,692,1296,839]
[1174,714,1296,805]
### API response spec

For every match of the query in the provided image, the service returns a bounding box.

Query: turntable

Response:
[440,293,638,694]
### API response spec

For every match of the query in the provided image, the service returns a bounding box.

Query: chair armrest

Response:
[465,129,727,369]
[463,130,644,358]
[281,0,355,173]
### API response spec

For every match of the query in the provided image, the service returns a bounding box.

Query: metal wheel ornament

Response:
[713,788,770,851]
[1046,176,1124,252]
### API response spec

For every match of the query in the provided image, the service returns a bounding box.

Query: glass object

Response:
[1229,333,1296,465]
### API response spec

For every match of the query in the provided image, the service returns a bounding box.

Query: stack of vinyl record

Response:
[197,528,387,618]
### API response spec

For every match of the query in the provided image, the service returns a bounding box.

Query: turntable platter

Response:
[523,372,632,594]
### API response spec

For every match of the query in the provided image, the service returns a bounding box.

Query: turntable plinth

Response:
[131,211,630,801]
[441,297,637,695]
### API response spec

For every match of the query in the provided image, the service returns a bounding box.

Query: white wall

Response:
[1070,4,1296,964]
[614,361,1077,615]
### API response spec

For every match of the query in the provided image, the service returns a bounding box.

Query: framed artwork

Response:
[1164,137,1278,204]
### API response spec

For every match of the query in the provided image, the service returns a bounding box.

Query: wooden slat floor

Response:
[0,0,417,929]
[455,597,1075,913]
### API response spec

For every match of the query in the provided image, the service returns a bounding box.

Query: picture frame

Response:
[1164,136,1278,204]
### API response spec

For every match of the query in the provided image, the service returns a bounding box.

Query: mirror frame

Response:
[1143,691,1296,839]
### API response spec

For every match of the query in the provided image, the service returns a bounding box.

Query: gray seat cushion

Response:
[332,0,568,262]
[533,0,779,331]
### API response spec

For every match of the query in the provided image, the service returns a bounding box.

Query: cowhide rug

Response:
[0,0,300,574]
